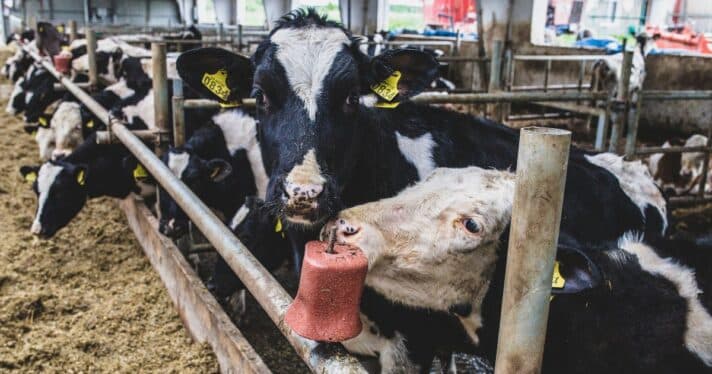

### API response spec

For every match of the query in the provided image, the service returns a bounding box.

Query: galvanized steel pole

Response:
[152,43,170,155]
[23,43,368,374]
[608,49,633,154]
[68,20,77,42]
[494,127,571,374]
[86,29,98,87]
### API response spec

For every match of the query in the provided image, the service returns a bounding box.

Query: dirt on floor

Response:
[0,97,218,372]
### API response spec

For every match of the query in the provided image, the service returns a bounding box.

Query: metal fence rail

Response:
[22,36,368,374]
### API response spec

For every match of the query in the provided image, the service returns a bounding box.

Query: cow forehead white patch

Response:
[396,132,437,180]
[167,152,190,178]
[122,89,155,128]
[271,26,350,121]
[585,153,668,234]
[105,79,135,99]
[34,163,64,228]
[618,234,712,366]
[285,148,326,186]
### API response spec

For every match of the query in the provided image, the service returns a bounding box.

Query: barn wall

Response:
[19,0,181,27]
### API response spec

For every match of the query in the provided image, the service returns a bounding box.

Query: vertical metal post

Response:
[83,0,90,25]
[476,0,487,92]
[237,24,243,52]
[543,59,551,92]
[494,127,571,374]
[87,29,98,87]
[217,22,224,42]
[488,40,504,120]
[172,79,186,148]
[595,96,611,151]
[68,20,77,42]
[502,48,513,121]
[608,49,633,154]
[152,43,170,155]
[624,95,644,159]
[698,123,712,198]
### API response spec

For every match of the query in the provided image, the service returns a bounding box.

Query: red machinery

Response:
[423,0,476,30]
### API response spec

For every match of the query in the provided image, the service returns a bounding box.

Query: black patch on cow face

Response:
[34,162,88,238]
[254,44,362,225]
[23,70,58,123]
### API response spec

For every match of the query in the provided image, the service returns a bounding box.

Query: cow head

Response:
[22,68,58,123]
[49,101,84,160]
[159,148,232,238]
[176,8,438,228]
[20,161,88,238]
[6,76,27,114]
[322,167,516,313]
[24,113,55,161]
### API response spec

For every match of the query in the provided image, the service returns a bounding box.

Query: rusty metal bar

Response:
[634,145,712,155]
[511,83,593,91]
[514,54,605,61]
[543,60,551,92]
[475,0,488,92]
[608,50,633,154]
[488,40,504,120]
[642,90,712,100]
[669,195,712,205]
[172,96,186,148]
[494,127,571,374]
[68,20,77,42]
[152,43,170,155]
[412,91,607,104]
[624,94,644,159]
[439,56,489,62]
[533,101,604,116]
[23,42,368,374]
[87,28,98,87]
[172,79,186,148]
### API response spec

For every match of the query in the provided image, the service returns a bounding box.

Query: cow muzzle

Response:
[281,180,324,224]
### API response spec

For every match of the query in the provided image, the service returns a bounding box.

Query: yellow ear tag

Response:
[76,170,86,186]
[85,120,94,129]
[38,116,48,127]
[201,69,231,101]
[552,261,566,289]
[375,100,400,109]
[56,25,65,33]
[274,218,285,239]
[133,164,148,182]
[31,130,37,136]
[25,172,37,183]
[370,70,401,102]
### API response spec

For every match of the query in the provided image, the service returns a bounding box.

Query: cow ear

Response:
[205,159,232,182]
[23,124,39,135]
[551,244,602,295]
[19,165,39,183]
[362,48,439,103]
[176,47,253,104]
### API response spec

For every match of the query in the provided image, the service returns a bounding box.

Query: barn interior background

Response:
[0,0,710,373]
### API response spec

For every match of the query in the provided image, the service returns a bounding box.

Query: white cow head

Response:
[323,167,516,314]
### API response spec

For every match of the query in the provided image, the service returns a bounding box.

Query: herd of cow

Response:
[3,9,712,373]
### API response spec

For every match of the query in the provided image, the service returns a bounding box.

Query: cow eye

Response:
[252,88,269,111]
[344,92,360,112]
[462,218,481,234]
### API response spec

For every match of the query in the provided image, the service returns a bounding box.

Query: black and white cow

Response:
[175,9,666,272]
[19,132,148,238]
[159,109,268,238]
[42,57,151,160]
[2,40,37,82]
[326,166,712,373]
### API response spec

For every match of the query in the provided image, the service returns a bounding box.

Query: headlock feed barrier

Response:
[20,24,709,372]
